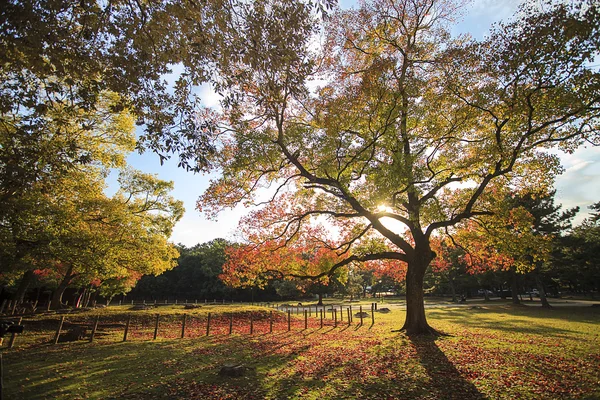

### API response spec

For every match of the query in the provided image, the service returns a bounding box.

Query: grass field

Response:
[2,301,599,399]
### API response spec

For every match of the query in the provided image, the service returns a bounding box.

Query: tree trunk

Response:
[317,292,323,306]
[511,271,520,305]
[535,274,551,308]
[12,269,35,304]
[90,289,98,307]
[83,285,94,308]
[448,273,457,303]
[51,266,74,309]
[401,259,436,335]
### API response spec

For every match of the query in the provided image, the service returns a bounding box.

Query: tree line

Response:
[131,189,600,305]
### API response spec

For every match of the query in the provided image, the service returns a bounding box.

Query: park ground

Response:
[1,298,599,400]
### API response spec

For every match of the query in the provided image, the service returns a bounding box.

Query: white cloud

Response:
[554,146,600,225]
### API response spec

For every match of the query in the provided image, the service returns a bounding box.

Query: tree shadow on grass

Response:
[408,334,487,400]
[427,307,596,337]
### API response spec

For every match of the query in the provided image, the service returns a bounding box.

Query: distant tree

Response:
[509,191,577,306]
[552,203,600,296]
[344,267,368,301]
[130,239,232,301]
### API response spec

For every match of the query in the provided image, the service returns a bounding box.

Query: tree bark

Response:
[401,252,437,335]
[51,265,75,309]
[535,274,551,308]
[12,269,35,304]
[317,292,323,306]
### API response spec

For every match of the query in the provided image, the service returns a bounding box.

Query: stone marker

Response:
[218,364,254,377]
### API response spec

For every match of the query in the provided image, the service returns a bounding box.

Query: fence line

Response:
[2,303,381,349]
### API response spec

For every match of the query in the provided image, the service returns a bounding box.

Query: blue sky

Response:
[121,0,600,246]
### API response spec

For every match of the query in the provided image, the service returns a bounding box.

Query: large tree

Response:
[0,92,136,300]
[198,0,600,334]
[44,168,183,309]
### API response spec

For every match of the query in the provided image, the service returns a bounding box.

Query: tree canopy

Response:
[199,0,600,334]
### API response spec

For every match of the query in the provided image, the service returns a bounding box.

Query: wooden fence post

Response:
[340,306,343,322]
[320,310,323,329]
[359,306,363,326]
[123,315,131,342]
[347,308,351,325]
[371,306,375,326]
[8,317,22,348]
[229,313,233,335]
[304,310,308,330]
[181,314,187,339]
[269,311,273,333]
[53,316,65,345]
[206,313,211,336]
[287,310,291,332]
[349,305,353,323]
[89,315,100,343]
[334,309,337,328]
[153,314,160,340]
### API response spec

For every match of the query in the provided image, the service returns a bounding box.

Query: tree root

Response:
[391,324,450,337]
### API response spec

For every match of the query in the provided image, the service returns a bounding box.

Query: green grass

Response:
[2,303,600,399]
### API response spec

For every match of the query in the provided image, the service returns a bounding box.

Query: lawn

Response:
[2,302,599,399]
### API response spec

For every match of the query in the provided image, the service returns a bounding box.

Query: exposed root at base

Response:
[391,325,450,337]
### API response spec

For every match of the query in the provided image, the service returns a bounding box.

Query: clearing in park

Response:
[2,299,599,399]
